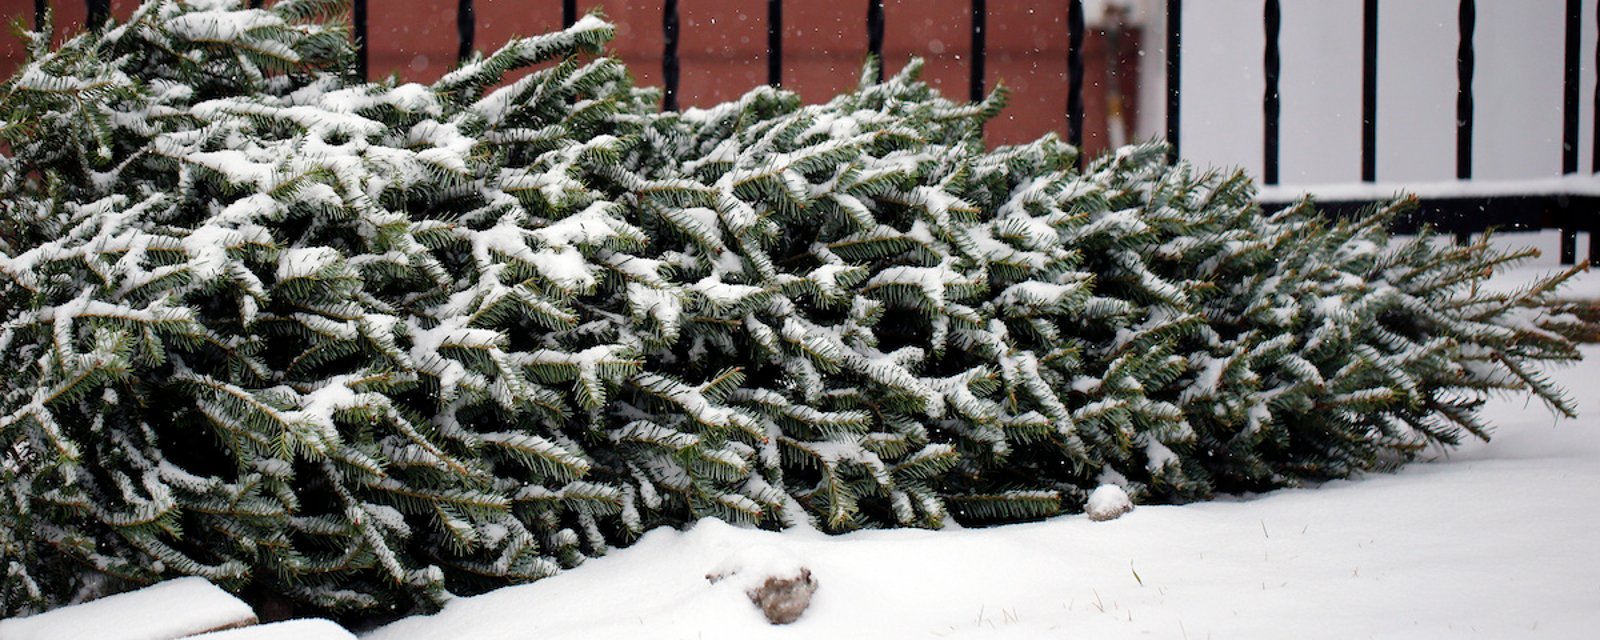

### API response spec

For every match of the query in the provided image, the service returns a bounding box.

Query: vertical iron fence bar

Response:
[769,0,783,87]
[1067,0,1085,154]
[1456,0,1474,181]
[970,0,986,103]
[1263,0,1281,186]
[1565,0,1581,174]
[87,0,107,29]
[564,0,577,28]
[33,0,45,31]
[868,0,885,83]
[458,0,474,64]
[1595,0,1600,175]
[1456,0,1475,247]
[1166,0,1182,162]
[354,0,368,80]
[664,0,680,111]
[1361,0,1378,182]
[1566,0,1586,263]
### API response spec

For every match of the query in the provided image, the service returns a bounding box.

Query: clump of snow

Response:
[0,577,256,640]
[705,543,809,593]
[532,202,624,248]
[1085,484,1134,522]
[567,14,611,33]
[691,275,764,307]
[276,246,340,281]
[166,9,289,47]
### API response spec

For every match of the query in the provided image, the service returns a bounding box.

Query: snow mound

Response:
[1086,484,1134,521]
[0,577,256,640]
[189,619,355,640]
[705,544,808,590]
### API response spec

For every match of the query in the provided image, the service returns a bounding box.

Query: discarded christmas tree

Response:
[1,0,1587,620]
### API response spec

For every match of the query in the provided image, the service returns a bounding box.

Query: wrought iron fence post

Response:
[868,0,885,83]
[1067,0,1085,156]
[354,0,368,81]
[1563,0,1586,264]
[970,0,986,103]
[458,0,474,64]
[87,0,107,29]
[664,0,680,111]
[1456,0,1474,182]
[1263,0,1281,186]
[1456,0,1475,248]
[1166,0,1182,163]
[1593,0,1600,264]
[769,0,783,87]
[1564,0,1581,175]
[1362,0,1378,183]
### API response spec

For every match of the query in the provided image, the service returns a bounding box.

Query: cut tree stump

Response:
[0,577,257,640]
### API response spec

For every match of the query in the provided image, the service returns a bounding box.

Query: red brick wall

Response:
[2,0,1138,154]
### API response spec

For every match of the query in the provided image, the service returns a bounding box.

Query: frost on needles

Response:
[0,0,1589,620]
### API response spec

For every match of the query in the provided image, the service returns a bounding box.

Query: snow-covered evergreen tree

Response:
[1,0,1587,619]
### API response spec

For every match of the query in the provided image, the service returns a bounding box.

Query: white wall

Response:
[1139,0,1592,187]
[1475,0,1567,180]
[1177,0,1266,179]
[1374,0,1456,183]
[1280,0,1363,185]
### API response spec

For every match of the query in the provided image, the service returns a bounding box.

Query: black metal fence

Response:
[1240,0,1599,265]
[37,0,1600,265]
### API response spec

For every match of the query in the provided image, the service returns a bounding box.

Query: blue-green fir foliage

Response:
[0,0,1587,621]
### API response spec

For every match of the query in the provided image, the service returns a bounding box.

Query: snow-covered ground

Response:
[0,577,258,640]
[366,231,1600,640]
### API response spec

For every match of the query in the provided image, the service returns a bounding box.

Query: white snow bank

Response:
[0,577,256,640]
[190,619,355,640]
